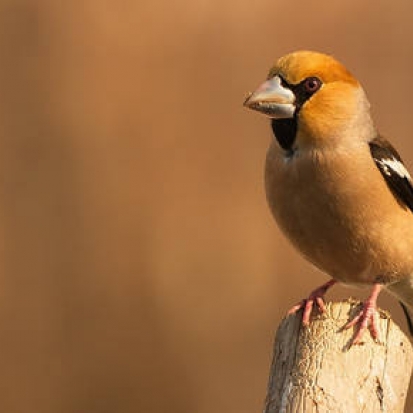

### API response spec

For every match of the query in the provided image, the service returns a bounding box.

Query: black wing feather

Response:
[369,136,413,336]
[369,136,413,212]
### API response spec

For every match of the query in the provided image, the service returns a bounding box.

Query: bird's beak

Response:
[243,76,295,119]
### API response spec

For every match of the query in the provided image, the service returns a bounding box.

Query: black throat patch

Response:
[271,117,297,152]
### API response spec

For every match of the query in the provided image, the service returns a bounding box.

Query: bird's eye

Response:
[303,77,322,94]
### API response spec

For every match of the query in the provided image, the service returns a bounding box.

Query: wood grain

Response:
[264,300,413,412]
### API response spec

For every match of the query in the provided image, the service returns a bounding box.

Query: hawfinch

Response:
[244,50,413,344]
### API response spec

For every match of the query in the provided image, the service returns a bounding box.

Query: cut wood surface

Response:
[264,300,413,413]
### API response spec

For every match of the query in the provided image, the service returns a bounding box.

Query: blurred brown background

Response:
[2,1,413,412]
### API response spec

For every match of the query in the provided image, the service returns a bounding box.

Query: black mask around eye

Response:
[271,76,322,152]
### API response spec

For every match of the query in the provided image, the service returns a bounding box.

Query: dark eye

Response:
[303,77,322,93]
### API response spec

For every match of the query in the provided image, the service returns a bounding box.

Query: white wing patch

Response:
[377,157,412,180]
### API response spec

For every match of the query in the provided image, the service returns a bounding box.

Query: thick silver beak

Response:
[243,76,295,119]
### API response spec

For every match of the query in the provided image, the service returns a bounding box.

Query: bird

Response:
[244,50,413,344]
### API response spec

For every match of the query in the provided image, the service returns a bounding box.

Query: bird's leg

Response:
[288,279,337,325]
[344,283,382,345]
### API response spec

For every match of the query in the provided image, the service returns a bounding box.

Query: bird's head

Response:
[244,51,374,151]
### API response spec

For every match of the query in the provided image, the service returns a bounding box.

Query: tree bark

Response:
[264,300,413,412]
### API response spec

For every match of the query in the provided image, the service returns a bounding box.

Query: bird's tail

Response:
[399,301,413,336]
[386,278,413,336]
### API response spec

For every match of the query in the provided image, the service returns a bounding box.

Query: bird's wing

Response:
[369,136,413,334]
[369,136,413,212]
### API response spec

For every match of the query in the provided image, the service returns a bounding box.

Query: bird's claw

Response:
[344,300,380,345]
[288,282,383,346]
[288,280,336,325]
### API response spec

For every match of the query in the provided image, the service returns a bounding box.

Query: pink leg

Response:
[345,283,382,345]
[288,279,337,325]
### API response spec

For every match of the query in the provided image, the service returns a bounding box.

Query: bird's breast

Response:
[265,141,413,285]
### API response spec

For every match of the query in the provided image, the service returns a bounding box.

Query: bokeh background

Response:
[3,1,413,412]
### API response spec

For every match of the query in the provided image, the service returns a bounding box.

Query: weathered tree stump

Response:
[264,300,413,412]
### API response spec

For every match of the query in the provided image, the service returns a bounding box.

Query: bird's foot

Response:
[344,284,382,345]
[288,279,336,325]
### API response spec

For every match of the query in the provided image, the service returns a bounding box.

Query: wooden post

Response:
[264,300,413,412]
